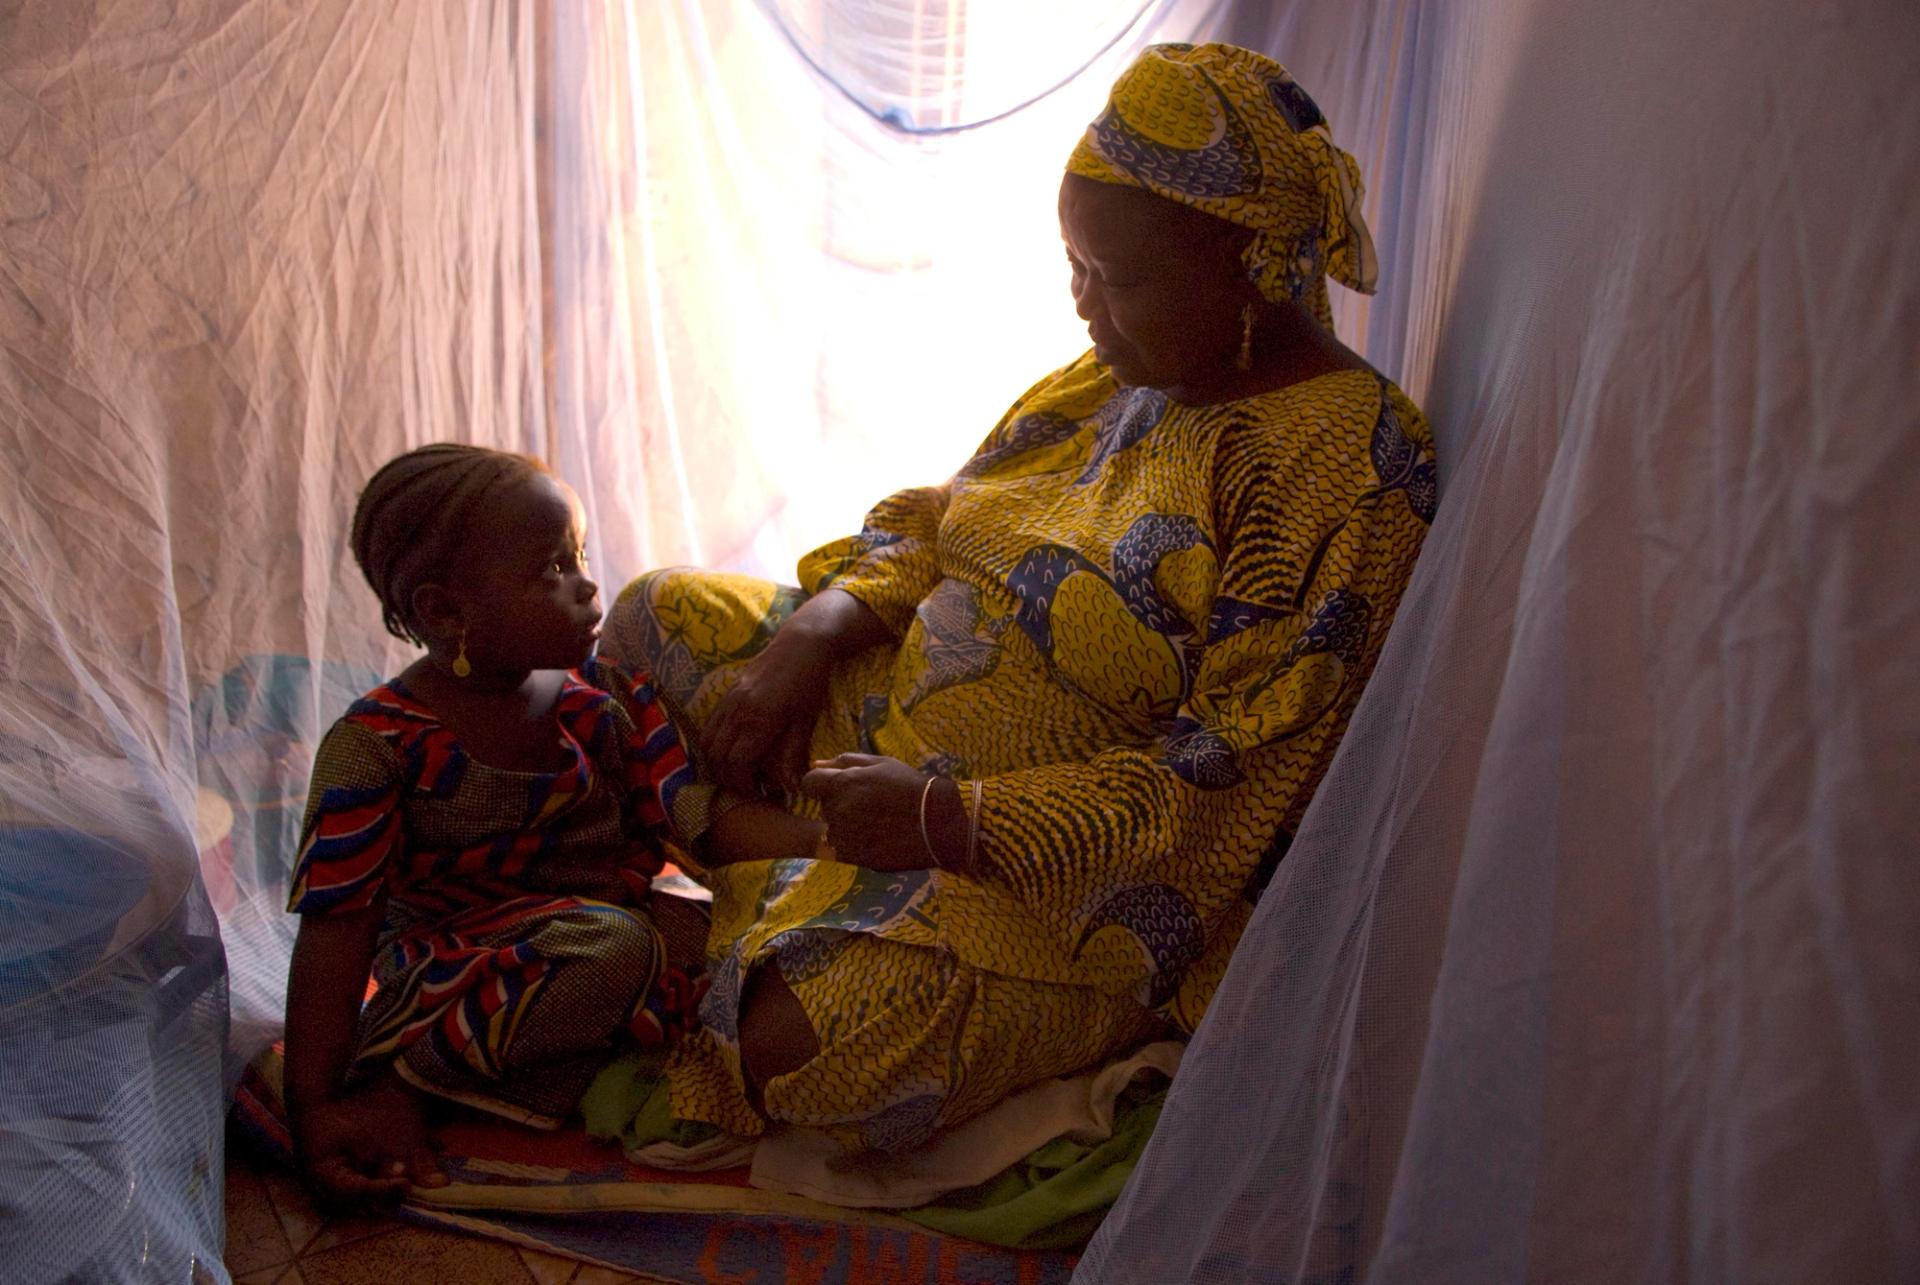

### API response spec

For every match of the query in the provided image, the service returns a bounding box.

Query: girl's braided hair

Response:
[349,443,547,645]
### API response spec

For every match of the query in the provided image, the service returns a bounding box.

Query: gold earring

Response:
[451,628,472,678]
[1236,302,1256,371]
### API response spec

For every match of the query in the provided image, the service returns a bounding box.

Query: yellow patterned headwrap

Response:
[1067,42,1378,330]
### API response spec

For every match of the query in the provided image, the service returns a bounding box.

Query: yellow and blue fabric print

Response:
[617,356,1434,1076]
[1066,42,1377,330]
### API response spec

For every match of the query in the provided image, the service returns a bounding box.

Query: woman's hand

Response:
[702,628,835,797]
[701,589,891,796]
[801,753,969,873]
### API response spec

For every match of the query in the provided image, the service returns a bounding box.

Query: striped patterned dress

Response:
[287,658,700,1126]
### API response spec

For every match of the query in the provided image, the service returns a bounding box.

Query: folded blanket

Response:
[583,1041,1183,1249]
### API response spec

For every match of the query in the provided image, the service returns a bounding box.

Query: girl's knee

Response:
[550,904,659,977]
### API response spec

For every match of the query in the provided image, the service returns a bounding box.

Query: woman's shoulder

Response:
[1211,368,1428,452]
[1199,369,1434,523]
[1226,365,1389,414]
[997,350,1120,421]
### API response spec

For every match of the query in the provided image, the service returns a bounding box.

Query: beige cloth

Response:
[624,1131,758,1173]
[747,1041,1183,1209]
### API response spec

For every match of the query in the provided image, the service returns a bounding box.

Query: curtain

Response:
[542,0,1242,578]
[0,0,1241,1275]
[5,0,1911,1278]
[1075,0,1920,1280]
[1,3,560,1277]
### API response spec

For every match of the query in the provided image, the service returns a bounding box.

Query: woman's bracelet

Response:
[918,773,945,870]
[966,778,983,876]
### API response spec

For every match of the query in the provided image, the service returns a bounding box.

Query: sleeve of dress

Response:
[949,379,1437,1029]
[286,718,405,917]
[796,357,1093,636]
[796,484,951,638]
[581,657,697,869]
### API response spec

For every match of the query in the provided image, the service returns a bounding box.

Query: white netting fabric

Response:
[1,3,554,1276]
[4,0,1913,1278]
[1076,0,1920,1280]
[0,0,1229,1275]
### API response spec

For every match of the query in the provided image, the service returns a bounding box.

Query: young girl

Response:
[284,444,820,1205]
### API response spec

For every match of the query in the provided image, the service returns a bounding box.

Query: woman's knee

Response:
[603,566,799,688]
[602,567,699,671]
[615,566,701,607]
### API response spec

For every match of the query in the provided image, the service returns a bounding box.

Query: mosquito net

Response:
[2,0,1912,1280]
[1076,0,1920,1280]
[0,0,1222,1275]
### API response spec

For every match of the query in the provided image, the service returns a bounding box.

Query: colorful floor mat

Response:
[233,1055,1077,1284]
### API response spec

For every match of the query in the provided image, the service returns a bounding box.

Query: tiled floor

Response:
[223,1133,670,1284]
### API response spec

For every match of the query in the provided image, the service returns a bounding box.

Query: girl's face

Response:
[453,472,602,674]
[1058,173,1252,399]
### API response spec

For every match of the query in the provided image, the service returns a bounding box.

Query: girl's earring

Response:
[1236,302,1256,371]
[451,627,473,679]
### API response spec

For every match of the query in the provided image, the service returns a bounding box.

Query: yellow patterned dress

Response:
[604,353,1435,1148]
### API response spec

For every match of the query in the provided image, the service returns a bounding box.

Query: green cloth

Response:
[581,1051,722,1151]
[899,1093,1166,1251]
[581,1054,1167,1251]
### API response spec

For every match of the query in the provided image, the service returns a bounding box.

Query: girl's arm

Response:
[283,904,385,1123]
[283,903,443,1203]
[698,797,826,866]
[281,718,441,1202]
[585,657,830,870]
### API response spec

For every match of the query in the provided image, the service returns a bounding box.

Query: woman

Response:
[603,42,1436,1152]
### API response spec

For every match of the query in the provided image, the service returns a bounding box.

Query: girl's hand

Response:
[801,754,967,872]
[295,1073,447,1209]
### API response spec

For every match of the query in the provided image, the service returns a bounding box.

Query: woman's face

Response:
[1058,173,1252,396]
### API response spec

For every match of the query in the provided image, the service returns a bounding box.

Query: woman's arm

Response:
[706,360,1095,796]
[798,754,975,874]
[768,585,896,659]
